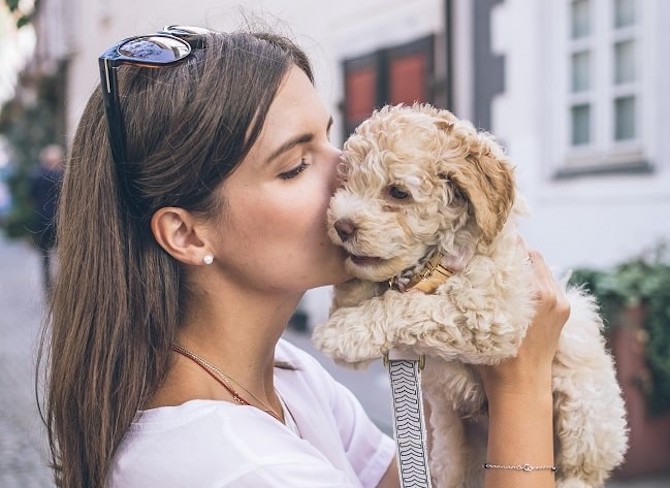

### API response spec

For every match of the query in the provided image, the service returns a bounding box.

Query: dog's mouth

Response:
[348,254,384,266]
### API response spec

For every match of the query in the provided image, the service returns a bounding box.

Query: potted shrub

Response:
[570,243,670,478]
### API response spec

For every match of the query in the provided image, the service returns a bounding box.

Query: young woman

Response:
[44,27,569,488]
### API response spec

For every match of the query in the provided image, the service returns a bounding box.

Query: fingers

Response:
[525,248,571,329]
[519,239,571,323]
[528,250,552,293]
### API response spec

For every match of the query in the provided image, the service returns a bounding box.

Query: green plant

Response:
[570,243,670,416]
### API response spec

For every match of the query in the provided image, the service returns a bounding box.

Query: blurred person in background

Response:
[29,143,63,292]
[0,172,11,223]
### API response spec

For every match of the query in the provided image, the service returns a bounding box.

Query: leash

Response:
[381,250,453,486]
[384,349,432,488]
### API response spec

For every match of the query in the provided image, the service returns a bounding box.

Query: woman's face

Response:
[208,66,350,293]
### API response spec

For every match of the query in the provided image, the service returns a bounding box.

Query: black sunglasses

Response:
[98,25,212,167]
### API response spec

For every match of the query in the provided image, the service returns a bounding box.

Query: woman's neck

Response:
[173,282,303,404]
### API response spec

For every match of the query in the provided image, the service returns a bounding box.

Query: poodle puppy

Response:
[312,104,628,488]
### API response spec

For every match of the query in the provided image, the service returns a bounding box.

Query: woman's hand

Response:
[479,248,571,399]
[479,247,570,488]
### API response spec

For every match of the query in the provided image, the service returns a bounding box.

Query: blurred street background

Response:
[1,0,669,486]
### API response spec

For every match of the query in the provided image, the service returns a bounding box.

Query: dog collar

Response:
[391,252,455,293]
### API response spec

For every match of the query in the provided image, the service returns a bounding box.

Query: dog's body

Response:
[312,104,628,488]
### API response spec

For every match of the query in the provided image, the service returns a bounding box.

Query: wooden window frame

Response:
[549,0,653,179]
[341,35,435,138]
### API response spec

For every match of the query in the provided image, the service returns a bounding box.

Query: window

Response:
[556,0,650,177]
[342,36,434,137]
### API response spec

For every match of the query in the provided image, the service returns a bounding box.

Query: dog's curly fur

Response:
[312,104,628,488]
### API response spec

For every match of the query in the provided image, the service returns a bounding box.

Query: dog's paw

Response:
[312,317,387,366]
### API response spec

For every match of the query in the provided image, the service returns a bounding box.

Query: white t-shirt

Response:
[108,339,396,487]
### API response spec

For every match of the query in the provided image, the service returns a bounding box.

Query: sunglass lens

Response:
[118,36,190,63]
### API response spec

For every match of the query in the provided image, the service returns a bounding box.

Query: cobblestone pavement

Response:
[1,234,668,487]
[0,235,53,487]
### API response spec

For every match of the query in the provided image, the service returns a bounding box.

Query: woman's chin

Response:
[310,252,355,288]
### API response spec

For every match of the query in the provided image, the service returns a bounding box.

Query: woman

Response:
[44,27,569,487]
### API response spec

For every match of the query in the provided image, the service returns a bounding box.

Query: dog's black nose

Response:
[334,219,357,242]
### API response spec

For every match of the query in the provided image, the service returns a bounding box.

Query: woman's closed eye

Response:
[279,159,310,180]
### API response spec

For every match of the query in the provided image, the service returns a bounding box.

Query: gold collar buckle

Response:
[400,252,455,293]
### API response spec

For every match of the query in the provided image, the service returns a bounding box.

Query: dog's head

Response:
[328,104,516,282]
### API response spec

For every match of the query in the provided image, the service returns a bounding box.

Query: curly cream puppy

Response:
[312,104,628,488]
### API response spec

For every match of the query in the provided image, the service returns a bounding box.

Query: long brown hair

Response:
[42,29,312,488]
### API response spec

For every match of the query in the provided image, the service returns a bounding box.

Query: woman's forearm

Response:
[479,249,568,488]
[484,386,556,488]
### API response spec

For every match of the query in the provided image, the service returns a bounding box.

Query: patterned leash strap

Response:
[384,350,432,488]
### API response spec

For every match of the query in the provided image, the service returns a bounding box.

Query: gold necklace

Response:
[171,343,283,422]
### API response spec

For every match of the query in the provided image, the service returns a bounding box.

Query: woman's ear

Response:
[151,207,210,265]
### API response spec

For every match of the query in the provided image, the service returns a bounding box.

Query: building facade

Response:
[51,0,669,326]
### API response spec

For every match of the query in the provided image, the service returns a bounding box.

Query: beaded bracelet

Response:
[483,463,558,473]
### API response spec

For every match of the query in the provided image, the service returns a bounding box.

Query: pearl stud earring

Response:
[203,254,214,265]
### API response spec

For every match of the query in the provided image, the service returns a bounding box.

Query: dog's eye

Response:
[388,185,411,200]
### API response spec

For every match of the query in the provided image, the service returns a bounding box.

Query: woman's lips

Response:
[349,255,383,266]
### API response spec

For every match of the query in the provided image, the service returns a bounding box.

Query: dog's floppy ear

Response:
[439,129,516,244]
[434,120,455,133]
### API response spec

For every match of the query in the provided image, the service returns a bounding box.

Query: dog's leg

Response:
[423,361,474,488]
[423,361,488,488]
[313,289,525,368]
[425,394,467,488]
[312,290,398,367]
[552,291,628,487]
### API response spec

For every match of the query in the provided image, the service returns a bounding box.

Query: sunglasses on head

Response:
[98,25,213,167]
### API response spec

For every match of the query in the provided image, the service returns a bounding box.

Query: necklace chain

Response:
[171,343,283,422]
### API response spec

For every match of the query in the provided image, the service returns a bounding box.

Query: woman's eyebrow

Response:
[266,116,334,165]
[266,133,314,164]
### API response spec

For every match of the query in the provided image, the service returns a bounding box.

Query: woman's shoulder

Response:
[109,399,328,487]
[274,338,340,397]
